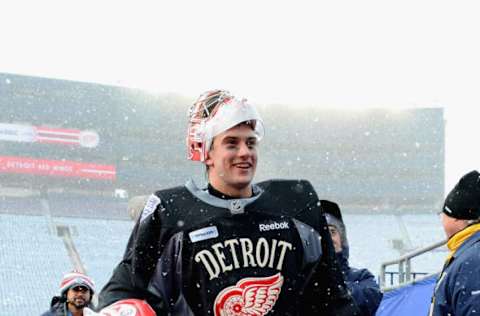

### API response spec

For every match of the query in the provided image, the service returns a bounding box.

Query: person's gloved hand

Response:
[84,299,156,316]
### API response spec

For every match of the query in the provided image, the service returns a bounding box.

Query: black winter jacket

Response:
[40,296,67,316]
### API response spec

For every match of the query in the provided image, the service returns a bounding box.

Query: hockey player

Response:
[90,90,360,316]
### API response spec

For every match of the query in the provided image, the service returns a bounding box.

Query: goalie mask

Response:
[187,90,265,162]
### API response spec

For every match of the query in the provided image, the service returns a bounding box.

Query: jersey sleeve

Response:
[97,193,167,313]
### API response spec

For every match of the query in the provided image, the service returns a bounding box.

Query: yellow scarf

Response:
[446,222,480,262]
[429,223,480,316]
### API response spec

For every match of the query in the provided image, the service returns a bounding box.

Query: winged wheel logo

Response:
[214,273,284,316]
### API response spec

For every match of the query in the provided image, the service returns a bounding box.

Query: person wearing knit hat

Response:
[41,271,95,316]
[322,200,383,316]
[429,170,480,316]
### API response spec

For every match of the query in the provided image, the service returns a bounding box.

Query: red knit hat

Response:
[59,272,95,296]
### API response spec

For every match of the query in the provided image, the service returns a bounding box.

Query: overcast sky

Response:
[1,0,479,192]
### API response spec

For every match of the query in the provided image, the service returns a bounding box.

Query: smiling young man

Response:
[42,272,95,316]
[205,122,258,198]
[92,90,359,316]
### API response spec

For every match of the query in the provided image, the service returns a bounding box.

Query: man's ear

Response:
[204,138,216,167]
[205,151,214,167]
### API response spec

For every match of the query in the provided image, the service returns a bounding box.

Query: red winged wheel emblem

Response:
[214,273,284,316]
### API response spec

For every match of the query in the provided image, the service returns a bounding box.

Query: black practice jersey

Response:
[98,179,359,316]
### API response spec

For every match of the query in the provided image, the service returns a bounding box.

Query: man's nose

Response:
[238,142,252,156]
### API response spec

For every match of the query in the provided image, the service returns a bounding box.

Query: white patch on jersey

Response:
[472,290,480,296]
[140,194,161,222]
[189,226,219,243]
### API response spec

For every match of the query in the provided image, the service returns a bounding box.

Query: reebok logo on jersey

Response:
[189,226,219,243]
[259,221,289,232]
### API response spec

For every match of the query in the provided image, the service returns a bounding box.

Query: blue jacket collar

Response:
[452,230,480,259]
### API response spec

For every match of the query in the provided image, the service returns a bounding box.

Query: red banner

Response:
[0,123,100,148]
[0,156,116,180]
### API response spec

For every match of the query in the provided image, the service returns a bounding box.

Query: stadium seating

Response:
[0,214,71,315]
[0,213,132,315]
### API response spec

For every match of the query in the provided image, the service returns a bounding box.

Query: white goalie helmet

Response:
[186,89,265,162]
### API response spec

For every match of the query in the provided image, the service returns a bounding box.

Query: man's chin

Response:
[72,300,88,308]
[234,170,254,181]
[231,178,254,191]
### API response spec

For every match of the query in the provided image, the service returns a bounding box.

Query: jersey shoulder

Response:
[254,179,320,219]
[256,179,318,205]
[152,184,232,230]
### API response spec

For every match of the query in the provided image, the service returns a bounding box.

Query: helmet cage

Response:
[187,90,264,162]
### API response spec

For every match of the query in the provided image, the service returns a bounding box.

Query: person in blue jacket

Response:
[429,170,480,316]
[321,200,383,316]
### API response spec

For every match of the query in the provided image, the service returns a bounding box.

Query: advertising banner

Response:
[0,156,116,180]
[0,123,99,148]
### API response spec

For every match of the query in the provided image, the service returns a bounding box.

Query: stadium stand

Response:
[0,214,71,315]
[0,196,43,216]
[58,216,133,292]
[0,213,132,315]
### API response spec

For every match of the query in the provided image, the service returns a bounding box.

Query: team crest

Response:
[214,273,283,316]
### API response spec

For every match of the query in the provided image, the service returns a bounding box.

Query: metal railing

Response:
[379,239,447,290]
[382,271,429,287]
